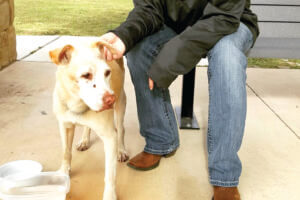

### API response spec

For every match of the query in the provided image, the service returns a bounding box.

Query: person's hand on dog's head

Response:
[99,32,126,61]
[99,32,156,91]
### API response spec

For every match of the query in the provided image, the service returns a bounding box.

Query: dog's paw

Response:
[118,148,129,162]
[76,140,90,151]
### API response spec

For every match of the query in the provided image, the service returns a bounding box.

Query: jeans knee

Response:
[126,47,148,82]
[126,46,141,71]
[126,43,140,63]
[208,39,247,82]
[208,40,248,104]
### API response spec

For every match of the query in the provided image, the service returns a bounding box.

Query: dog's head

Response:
[49,41,120,112]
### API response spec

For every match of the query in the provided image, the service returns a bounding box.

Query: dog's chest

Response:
[60,109,115,133]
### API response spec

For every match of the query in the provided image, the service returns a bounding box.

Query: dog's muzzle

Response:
[98,92,115,112]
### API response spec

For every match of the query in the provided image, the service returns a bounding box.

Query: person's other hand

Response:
[99,32,126,61]
[149,78,154,90]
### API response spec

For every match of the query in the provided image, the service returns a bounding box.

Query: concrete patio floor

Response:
[0,36,299,200]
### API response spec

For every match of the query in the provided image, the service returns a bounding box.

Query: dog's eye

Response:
[104,70,111,77]
[81,72,93,80]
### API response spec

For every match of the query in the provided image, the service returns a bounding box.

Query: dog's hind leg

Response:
[114,89,129,162]
[58,122,75,175]
[99,133,118,200]
[76,126,91,151]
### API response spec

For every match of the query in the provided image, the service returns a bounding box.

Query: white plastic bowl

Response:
[0,160,43,191]
[0,160,43,179]
[0,172,70,200]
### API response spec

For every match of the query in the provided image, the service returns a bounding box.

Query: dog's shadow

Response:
[70,131,103,177]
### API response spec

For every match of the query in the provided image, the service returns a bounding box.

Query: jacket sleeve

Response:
[148,0,247,88]
[111,0,165,53]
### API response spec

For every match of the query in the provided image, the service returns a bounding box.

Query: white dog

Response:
[49,40,129,200]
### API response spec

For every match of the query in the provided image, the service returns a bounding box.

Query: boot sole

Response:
[127,160,160,171]
[163,149,177,158]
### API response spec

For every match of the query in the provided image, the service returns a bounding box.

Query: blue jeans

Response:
[126,23,253,187]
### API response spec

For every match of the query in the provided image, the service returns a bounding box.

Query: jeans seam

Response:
[161,89,177,142]
[207,77,214,155]
[210,179,239,187]
[240,23,254,53]
[210,179,239,183]
[144,143,179,155]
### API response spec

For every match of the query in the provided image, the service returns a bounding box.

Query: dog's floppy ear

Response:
[93,40,118,58]
[93,40,124,66]
[49,45,74,65]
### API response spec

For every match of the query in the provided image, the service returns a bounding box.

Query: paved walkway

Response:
[0,35,299,200]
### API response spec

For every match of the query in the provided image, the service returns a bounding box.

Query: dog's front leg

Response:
[100,133,118,200]
[58,121,75,175]
[115,90,129,162]
[76,126,91,151]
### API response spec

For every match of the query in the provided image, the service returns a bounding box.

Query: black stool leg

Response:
[175,68,200,129]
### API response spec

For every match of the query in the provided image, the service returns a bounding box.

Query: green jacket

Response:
[112,0,259,88]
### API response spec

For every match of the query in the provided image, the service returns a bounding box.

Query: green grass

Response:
[248,58,300,69]
[15,0,133,36]
[14,0,300,69]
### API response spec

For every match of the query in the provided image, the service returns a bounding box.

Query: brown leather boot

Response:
[127,150,177,171]
[213,186,241,200]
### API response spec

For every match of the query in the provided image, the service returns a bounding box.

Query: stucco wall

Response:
[0,0,16,69]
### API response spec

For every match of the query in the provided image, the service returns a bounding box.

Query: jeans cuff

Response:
[144,143,179,155]
[210,179,239,187]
